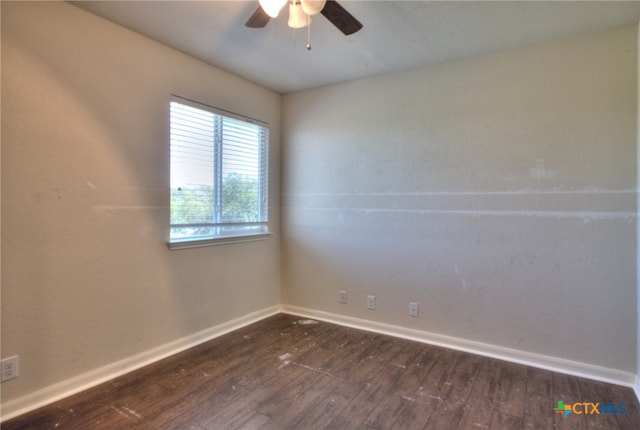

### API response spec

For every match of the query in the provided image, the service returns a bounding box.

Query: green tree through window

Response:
[169,96,268,243]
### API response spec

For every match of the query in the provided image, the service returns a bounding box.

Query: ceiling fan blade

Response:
[245,6,271,28]
[321,0,363,35]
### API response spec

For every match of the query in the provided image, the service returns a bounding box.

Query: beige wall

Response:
[1,1,281,403]
[282,25,637,372]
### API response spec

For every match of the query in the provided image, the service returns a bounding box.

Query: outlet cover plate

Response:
[1,355,19,382]
[367,295,376,310]
[339,290,348,304]
[409,302,419,317]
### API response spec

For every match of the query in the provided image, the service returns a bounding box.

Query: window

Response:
[169,96,269,247]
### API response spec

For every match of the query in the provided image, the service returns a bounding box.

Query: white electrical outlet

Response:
[409,302,419,317]
[1,355,19,382]
[339,290,348,304]
[367,295,376,310]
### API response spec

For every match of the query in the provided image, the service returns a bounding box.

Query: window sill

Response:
[167,232,273,250]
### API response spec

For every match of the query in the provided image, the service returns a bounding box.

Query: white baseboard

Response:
[281,305,637,389]
[0,306,280,422]
[3,304,636,422]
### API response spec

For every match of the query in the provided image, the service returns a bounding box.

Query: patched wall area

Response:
[282,25,637,373]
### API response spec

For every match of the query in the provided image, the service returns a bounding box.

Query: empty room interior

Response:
[2,0,640,428]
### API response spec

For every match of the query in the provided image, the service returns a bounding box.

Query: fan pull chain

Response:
[306,14,312,50]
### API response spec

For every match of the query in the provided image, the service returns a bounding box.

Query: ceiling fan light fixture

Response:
[245,0,362,37]
[288,2,310,29]
[259,0,287,18]
[301,0,326,16]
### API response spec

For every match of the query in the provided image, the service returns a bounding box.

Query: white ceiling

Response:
[72,1,640,94]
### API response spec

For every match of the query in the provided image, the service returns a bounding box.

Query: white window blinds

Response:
[169,96,269,244]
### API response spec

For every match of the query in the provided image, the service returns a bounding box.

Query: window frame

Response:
[168,95,271,249]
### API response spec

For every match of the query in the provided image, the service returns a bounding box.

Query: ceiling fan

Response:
[245,0,363,36]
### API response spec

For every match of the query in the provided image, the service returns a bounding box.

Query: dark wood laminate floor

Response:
[3,313,639,429]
